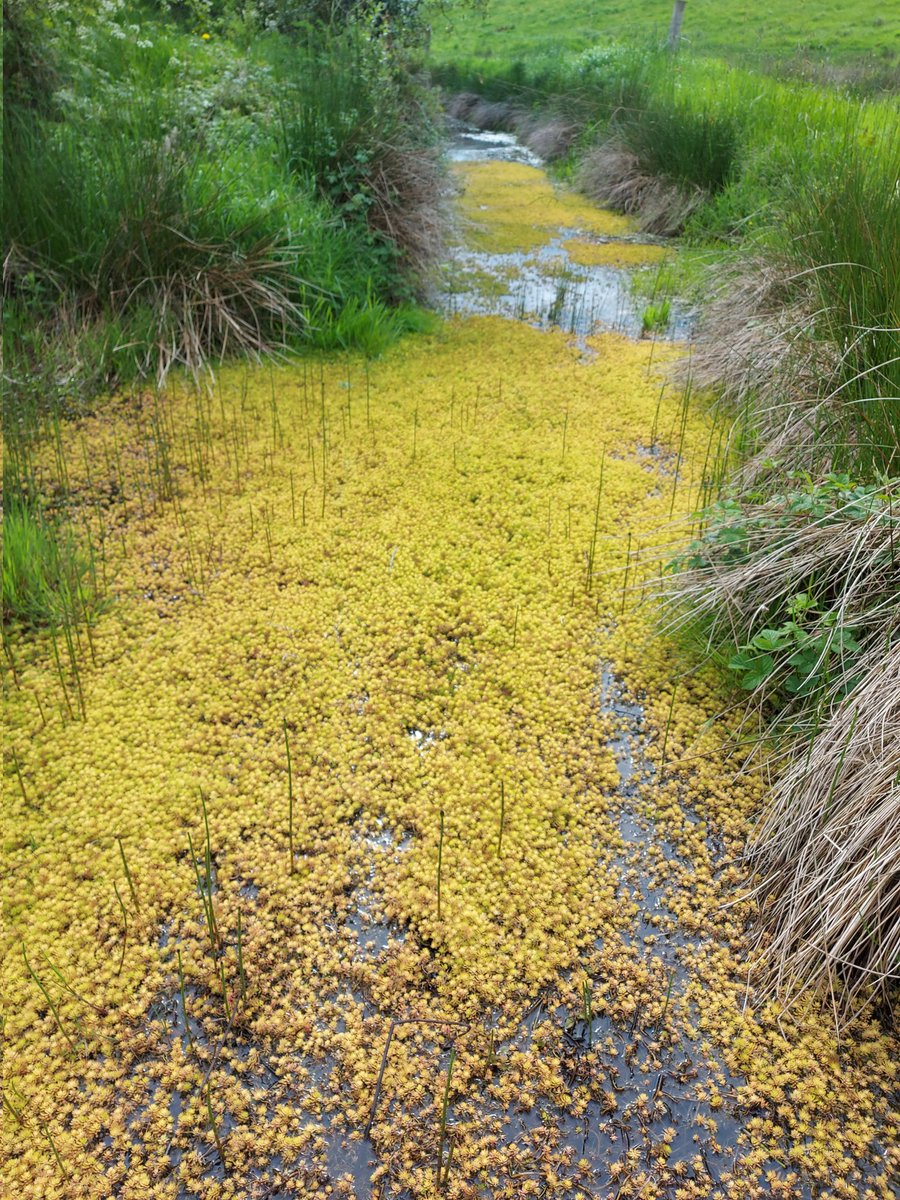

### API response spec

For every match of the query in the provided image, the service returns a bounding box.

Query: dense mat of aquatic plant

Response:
[3,160,898,1198]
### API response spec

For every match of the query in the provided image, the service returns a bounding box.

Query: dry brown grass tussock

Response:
[575,140,706,236]
[746,641,900,1026]
[659,476,900,1025]
[675,255,843,482]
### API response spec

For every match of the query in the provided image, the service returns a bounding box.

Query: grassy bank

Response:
[3,4,444,435]
[3,3,446,638]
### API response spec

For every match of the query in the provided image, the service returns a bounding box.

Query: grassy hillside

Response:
[432,0,900,68]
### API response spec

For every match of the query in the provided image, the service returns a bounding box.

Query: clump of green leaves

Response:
[727,590,861,699]
[670,472,898,726]
[641,299,670,334]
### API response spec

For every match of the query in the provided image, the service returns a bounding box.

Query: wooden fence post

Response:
[668,0,687,49]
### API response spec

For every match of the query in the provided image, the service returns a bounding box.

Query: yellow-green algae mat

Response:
[2,162,898,1200]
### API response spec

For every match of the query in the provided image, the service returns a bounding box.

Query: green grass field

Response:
[432,0,900,67]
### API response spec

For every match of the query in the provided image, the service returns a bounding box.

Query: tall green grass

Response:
[2,496,97,630]
[611,95,742,195]
[3,100,375,376]
[779,130,900,475]
[2,11,444,479]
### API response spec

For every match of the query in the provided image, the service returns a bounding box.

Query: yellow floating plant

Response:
[562,239,672,268]
[455,160,635,252]
[2,161,897,1200]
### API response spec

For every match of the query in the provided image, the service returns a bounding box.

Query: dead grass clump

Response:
[364,138,448,283]
[662,473,900,1023]
[465,97,521,132]
[679,255,818,409]
[746,642,900,1024]
[575,139,705,236]
[676,255,843,482]
[444,92,483,123]
[520,116,579,161]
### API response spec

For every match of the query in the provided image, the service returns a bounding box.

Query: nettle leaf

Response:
[716,526,747,545]
[787,648,820,674]
[785,671,820,695]
[836,628,861,653]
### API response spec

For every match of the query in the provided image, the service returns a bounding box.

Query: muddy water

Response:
[441,123,695,340]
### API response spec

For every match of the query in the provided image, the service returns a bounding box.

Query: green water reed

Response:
[621,529,633,615]
[48,624,74,721]
[650,383,666,450]
[115,834,140,911]
[10,1082,68,1179]
[669,383,692,519]
[177,949,195,1053]
[284,717,294,875]
[188,791,227,1013]
[206,1082,227,1167]
[22,945,77,1055]
[586,450,606,594]
[436,1045,456,1193]
[10,747,29,807]
[497,781,505,857]
[113,882,128,976]
[236,909,247,1002]
[320,372,328,519]
[659,681,680,779]
[437,808,445,921]
[188,830,218,948]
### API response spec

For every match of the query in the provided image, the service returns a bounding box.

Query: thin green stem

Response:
[22,945,76,1055]
[284,718,294,875]
[115,835,140,911]
[437,809,445,922]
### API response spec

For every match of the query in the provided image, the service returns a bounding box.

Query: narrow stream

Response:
[47,119,891,1200]
[312,130,774,1198]
[440,122,696,340]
